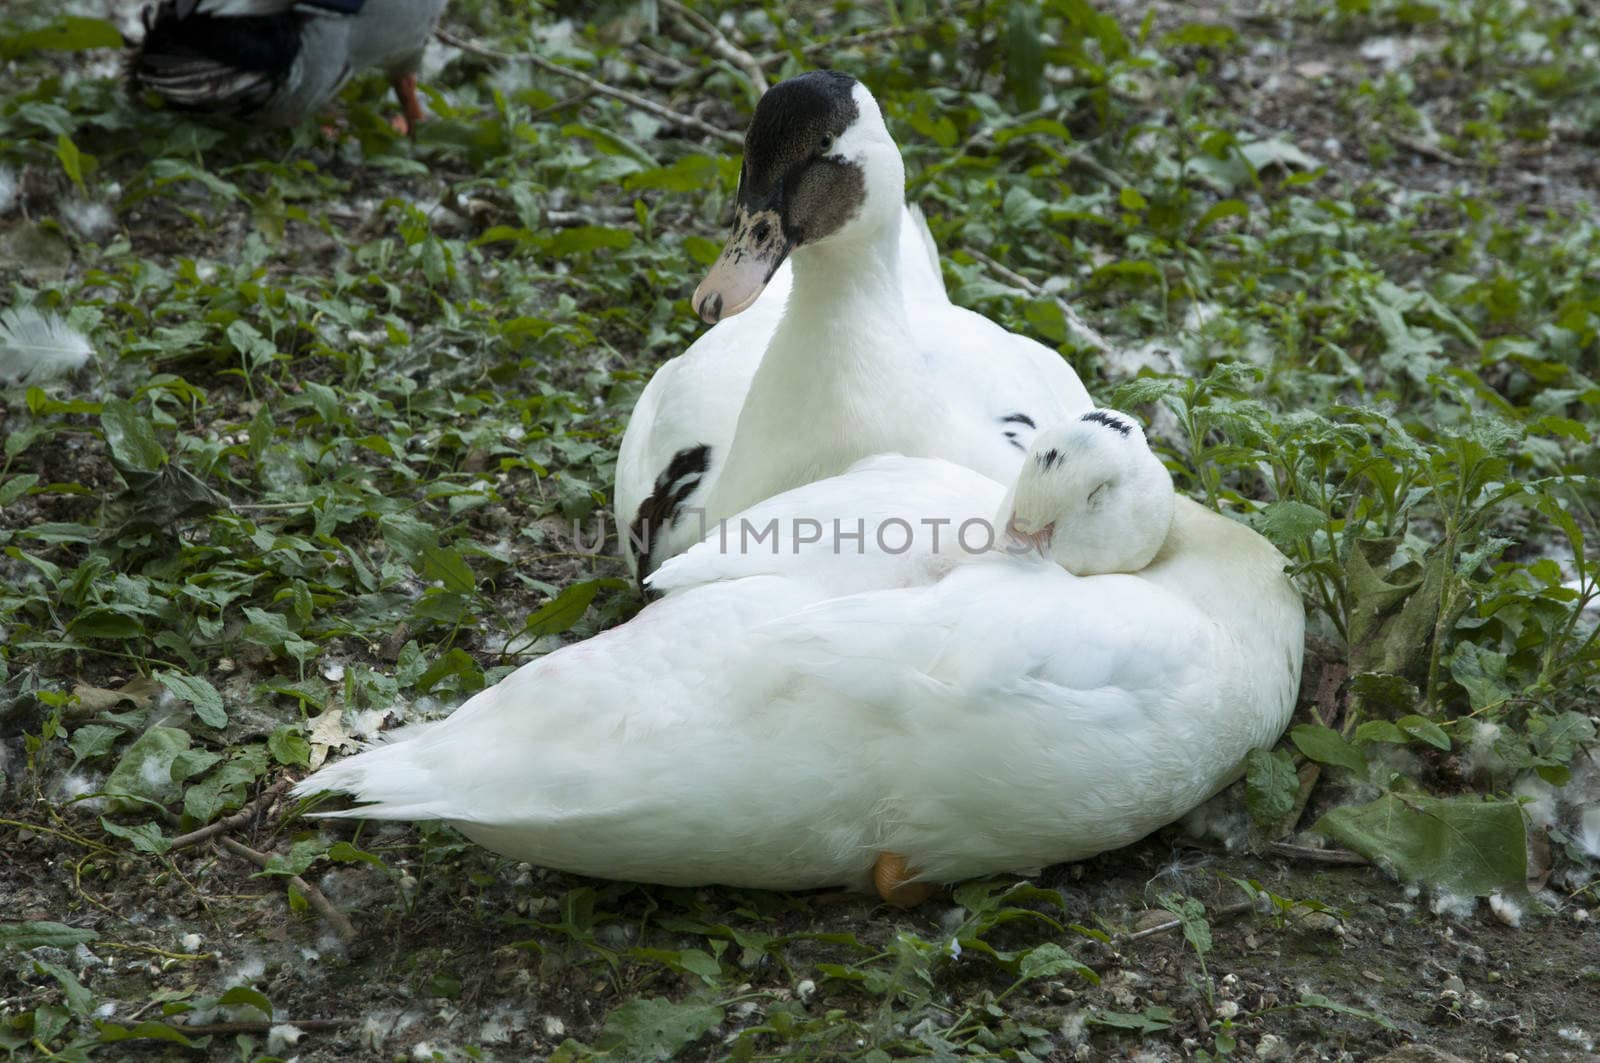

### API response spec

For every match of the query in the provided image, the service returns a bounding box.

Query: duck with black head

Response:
[616,70,1095,580]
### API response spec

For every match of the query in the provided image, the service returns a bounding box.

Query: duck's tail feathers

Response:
[903,203,948,301]
[127,2,300,116]
[290,729,460,821]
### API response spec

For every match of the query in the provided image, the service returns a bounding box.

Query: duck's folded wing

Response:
[647,455,1004,597]
[748,560,1217,726]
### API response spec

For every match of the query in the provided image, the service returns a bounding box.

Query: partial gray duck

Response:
[127,0,448,132]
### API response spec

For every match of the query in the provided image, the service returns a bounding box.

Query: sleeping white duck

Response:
[616,70,1094,579]
[294,409,1303,905]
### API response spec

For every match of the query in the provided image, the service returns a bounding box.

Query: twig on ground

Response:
[1116,898,1257,944]
[1268,842,1370,867]
[174,1019,352,1036]
[758,11,973,68]
[216,837,358,942]
[1390,131,1469,168]
[170,778,292,852]
[959,246,1114,356]
[435,28,742,146]
[660,0,767,93]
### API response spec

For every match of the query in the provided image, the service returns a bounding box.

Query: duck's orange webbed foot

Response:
[873,852,938,908]
[390,72,426,136]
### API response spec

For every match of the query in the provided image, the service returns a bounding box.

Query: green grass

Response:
[2,0,1598,1059]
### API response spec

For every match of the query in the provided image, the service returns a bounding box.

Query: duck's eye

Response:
[817,134,834,155]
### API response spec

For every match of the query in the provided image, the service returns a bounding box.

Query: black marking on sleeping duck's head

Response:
[1001,412,1036,429]
[737,71,865,246]
[629,444,712,584]
[1080,410,1133,436]
[1035,447,1062,470]
[1003,430,1024,452]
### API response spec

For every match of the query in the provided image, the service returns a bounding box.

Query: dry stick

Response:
[174,1019,352,1036]
[757,10,977,68]
[434,28,742,146]
[216,836,358,943]
[169,778,292,852]
[959,245,1114,356]
[660,0,767,93]
[1391,131,1469,168]
[1268,841,1370,867]
[1115,898,1257,945]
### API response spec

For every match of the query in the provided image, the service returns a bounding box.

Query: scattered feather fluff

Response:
[0,167,16,214]
[1466,719,1509,779]
[58,772,105,811]
[61,198,115,241]
[1557,1027,1594,1052]
[1488,891,1523,927]
[267,1025,303,1055]
[1578,806,1600,860]
[1429,889,1477,921]
[1514,773,1560,830]
[0,307,93,384]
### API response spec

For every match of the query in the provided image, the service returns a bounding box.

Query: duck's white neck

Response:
[705,207,941,522]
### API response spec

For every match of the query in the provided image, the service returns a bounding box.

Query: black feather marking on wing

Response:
[1000,412,1036,428]
[629,444,712,580]
[128,1,303,114]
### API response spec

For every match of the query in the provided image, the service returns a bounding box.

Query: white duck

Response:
[127,0,447,132]
[615,70,1094,579]
[295,410,1303,904]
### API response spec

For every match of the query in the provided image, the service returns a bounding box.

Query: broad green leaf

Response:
[268,726,310,767]
[1349,672,1418,719]
[1243,747,1299,825]
[1315,793,1525,897]
[597,997,724,1062]
[1260,500,1325,542]
[99,818,171,855]
[217,986,272,1018]
[1018,942,1095,982]
[100,398,168,474]
[1087,1007,1175,1033]
[96,1020,194,1046]
[67,608,144,640]
[55,134,85,194]
[156,671,227,728]
[105,725,191,807]
[0,921,98,950]
[1353,720,1406,745]
[327,841,386,867]
[520,578,628,640]
[419,546,475,594]
[416,648,484,694]
[0,473,38,508]
[1450,642,1510,712]
[1004,0,1045,110]
[1289,724,1368,775]
[1396,714,1450,751]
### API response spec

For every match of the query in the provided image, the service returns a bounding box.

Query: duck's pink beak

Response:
[1005,515,1055,557]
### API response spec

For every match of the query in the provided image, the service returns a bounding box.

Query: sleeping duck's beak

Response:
[693,205,793,324]
[1005,515,1055,558]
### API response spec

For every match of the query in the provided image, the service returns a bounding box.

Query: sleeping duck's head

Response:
[1000,410,1175,576]
[693,70,904,324]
